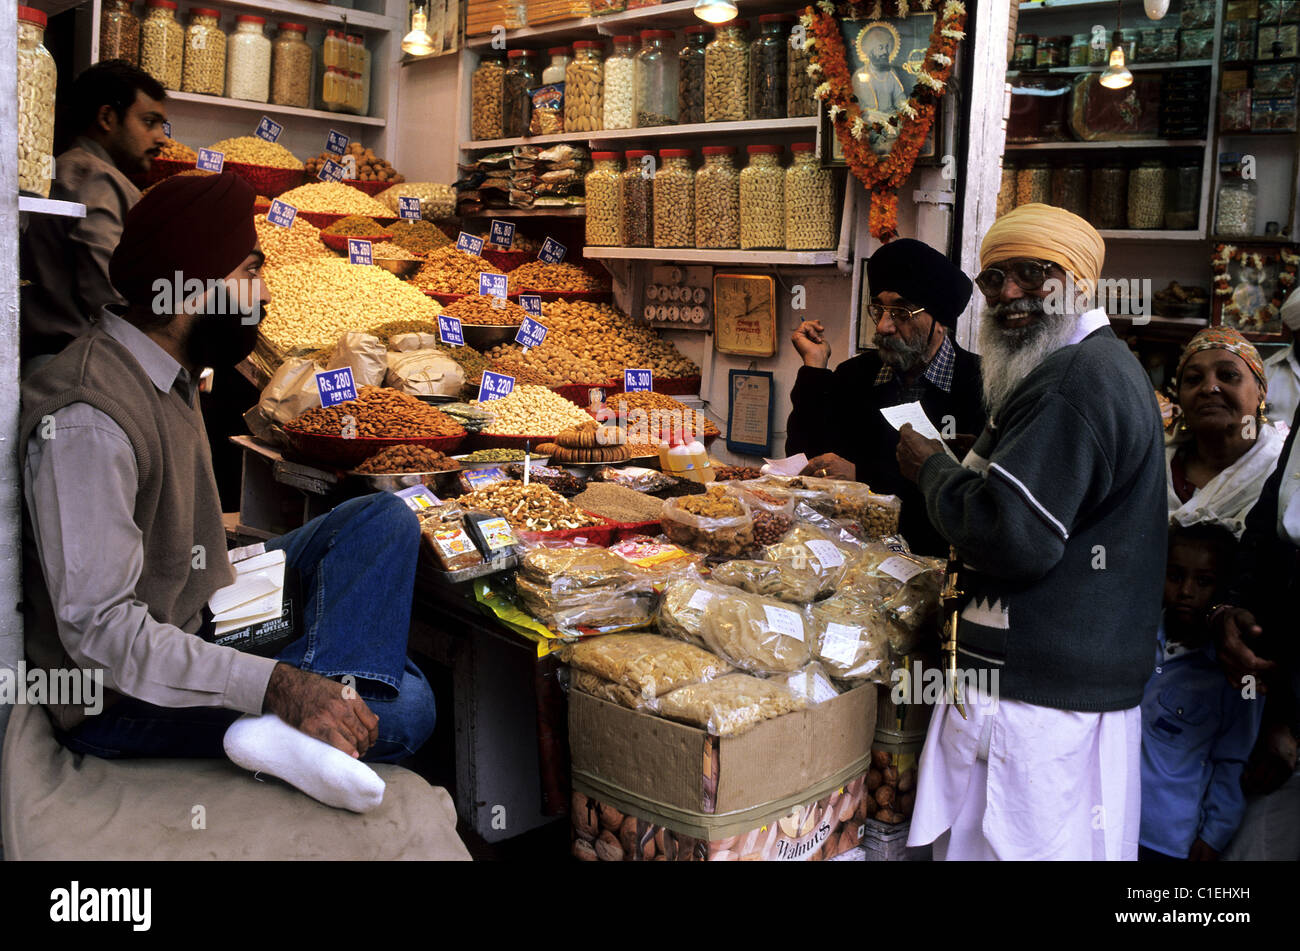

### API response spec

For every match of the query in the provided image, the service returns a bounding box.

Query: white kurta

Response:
[907,688,1141,861]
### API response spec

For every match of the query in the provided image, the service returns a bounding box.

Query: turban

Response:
[110,171,257,308]
[979,202,1106,298]
[866,238,973,330]
[1175,327,1267,396]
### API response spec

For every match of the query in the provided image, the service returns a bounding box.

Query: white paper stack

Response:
[209,549,287,637]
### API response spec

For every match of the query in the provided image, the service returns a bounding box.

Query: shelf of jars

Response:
[583,247,839,265]
[166,89,388,125]
[461,116,820,151]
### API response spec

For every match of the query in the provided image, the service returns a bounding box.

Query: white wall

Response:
[393,52,463,183]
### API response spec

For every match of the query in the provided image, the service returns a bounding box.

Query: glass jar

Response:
[322,65,349,113]
[678,26,710,124]
[140,0,184,90]
[1127,159,1167,229]
[542,45,571,84]
[1035,36,1058,67]
[585,152,625,247]
[323,29,348,71]
[635,29,678,127]
[705,19,749,122]
[565,41,604,133]
[226,15,270,102]
[472,51,507,140]
[271,22,312,109]
[1165,161,1201,230]
[100,0,140,66]
[18,5,56,197]
[788,29,815,117]
[1051,162,1088,218]
[997,162,1017,217]
[621,149,654,247]
[653,149,695,248]
[1089,162,1127,229]
[1012,34,1037,68]
[1215,174,1257,236]
[751,14,792,120]
[785,142,836,250]
[1118,29,1139,62]
[181,8,226,96]
[503,49,541,138]
[740,144,785,249]
[603,35,637,130]
[1016,161,1051,206]
[695,146,740,249]
[1067,33,1091,66]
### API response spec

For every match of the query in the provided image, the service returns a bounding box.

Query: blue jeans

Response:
[61,493,436,764]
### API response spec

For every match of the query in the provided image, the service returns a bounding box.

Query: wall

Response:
[394,52,464,184]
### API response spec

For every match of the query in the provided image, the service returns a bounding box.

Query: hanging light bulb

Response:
[1099,44,1133,88]
[693,0,738,24]
[402,2,436,56]
[1143,0,1170,19]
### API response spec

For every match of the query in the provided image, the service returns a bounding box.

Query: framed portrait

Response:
[1211,243,1299,341]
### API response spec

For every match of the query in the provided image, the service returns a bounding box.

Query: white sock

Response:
[222,713,386,814]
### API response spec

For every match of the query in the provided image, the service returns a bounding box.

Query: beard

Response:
[978,297,1078,416]
[877,329,929,373]
[185,301,262,369]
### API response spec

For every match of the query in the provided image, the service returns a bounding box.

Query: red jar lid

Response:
[791,142,816,152]
[726,18,749,29]
[640,29,674,39]
[573,40,604,49]
[278,22,308,32]
[592,151,623,161]
[759,13,796,22]
[702,146,737,155]
[747,144,783,154]
[613,34,638,43]
[192,8,221,18]
[236,14,266,24]
[625,149,653,159]
[508,49,530,57]
[660,148,693,158]
[327,28,344,37]
[685,25,713,35]
[547,45,572,55]
[17,5,46,26]
[145,0,177,9]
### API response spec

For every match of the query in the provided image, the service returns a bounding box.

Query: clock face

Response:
[713,274,777,356]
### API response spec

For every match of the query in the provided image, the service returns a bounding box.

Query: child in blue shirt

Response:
[1140,522,1265,861]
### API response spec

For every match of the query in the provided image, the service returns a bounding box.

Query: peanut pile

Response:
[485,339,611,385]
[277,182,393,216]
[413,247,498,295]
[207,136,304,169]
[441,294,528,326]
[506,261,610,293]
[287,386,465,439]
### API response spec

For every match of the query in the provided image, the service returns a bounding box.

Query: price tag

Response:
[162,120,172,138]
[489,219,516,248]
[821,623,862,667]
[687,589,717,611]
[438,314,464,347]
[805,539,845,569]
[519,294,543,317]
[878,555,926,583]
[325,129,350,156]
[315,367,358,407]
[538,236,567,264]
[763,605,805,642]
[267,199,297,228]
[456,232,485,255]
[477,370,515,403]
[479,272,508,299]
[196,148,224,173]
[347,239,373,265]
[256,116,284,143]
[397,196,422,220]
[318,158,345,183]
[515,315,548,349]
[624,368,653,392]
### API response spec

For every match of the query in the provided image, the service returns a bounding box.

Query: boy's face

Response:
[1164,542,1222,639]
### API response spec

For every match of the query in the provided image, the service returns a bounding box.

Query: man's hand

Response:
[896,423,946,482]
[791,320,832,369]
[800,453,856,481]
[1188,838,1220,862]
[262,663,379,758]
[1212,607,1275,690]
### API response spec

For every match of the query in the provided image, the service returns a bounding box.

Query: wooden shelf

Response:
[17,196,86,218]
[463,116,819,151]
[1007,60,1212,76]
[463,207,586,217]
[166,91,387,127]
[584,247,838,265]
[1099,229,1206,240]
[1006,139,1206,150]
[183,0,398,32]
[1208,234,1297,243]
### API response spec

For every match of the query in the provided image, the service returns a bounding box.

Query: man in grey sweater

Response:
[895,203,1167,860]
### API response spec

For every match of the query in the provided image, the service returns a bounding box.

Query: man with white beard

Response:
[894,203,1167,860]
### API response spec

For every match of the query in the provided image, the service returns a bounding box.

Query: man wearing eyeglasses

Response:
[786,238,984,557]
[895,203,1167,860]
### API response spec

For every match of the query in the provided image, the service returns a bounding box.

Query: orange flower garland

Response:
[805,0,967,239]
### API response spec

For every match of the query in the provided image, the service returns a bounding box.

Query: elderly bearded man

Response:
[894,204,1167,860]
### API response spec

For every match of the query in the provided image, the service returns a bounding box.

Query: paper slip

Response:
[687,589,718,612]
[821,623,862,667]
[879,402,959,462]
[761,453,808,477]
[764,605,805,641]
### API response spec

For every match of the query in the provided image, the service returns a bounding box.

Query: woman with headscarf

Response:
[1166,328,1284,538]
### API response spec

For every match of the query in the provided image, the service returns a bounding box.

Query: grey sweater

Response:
[917,326,1166,712]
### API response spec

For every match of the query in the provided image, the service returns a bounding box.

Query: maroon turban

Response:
[110,171,257,308]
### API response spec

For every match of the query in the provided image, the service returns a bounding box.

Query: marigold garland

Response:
[1211,242,1300,334]
[805,0,967,239]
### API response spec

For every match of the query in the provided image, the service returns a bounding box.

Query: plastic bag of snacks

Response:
[723,482,796,547]
[657,673,807,737]
[559,632,729,699]
[699,588,815,674]
[779,662,841,705]
[607,536,704,587]
[591,465,680,494]
[759,476,902,538]
[570,669,660,711]
[375,182,456,219]
[708,559,820,605]
[660,487,754,558]
[656,575,734,648]
[514,574,657,631]
[518,542,636,595]
[809,594,892,683]
[762,523,863,598]
[837,539,944,654]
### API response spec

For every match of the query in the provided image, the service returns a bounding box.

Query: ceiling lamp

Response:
[693,0,738,24]
[1098,0,1132,89]
[1144,0,1170,19]
[402,2,436,56]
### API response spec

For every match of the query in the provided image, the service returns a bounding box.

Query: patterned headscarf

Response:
[1175,327,1267,396]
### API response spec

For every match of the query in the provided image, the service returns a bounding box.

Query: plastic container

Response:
[585,151,625,247]
[472,51,507,141]
[542,45,571,84]
[705,19,749,122]
[181,8,225,96]
[323,29,348,70]
[653,149,695,249]
[678,25,710,124]
[99,0,140,66]
[740,144,785,250]
[635,29,678,127]
[565,41,605,133]
[271,22,312,108]
[621,149,654,247]
[226,15,270,102]
[603,35,637,130]
[751,14,793,120]
[346,33,365,75]
[352,36,371,116]
[140,0,184,90]
[322,65,349,113]
[1127,159,1167,229]
[1089,161,1127,229]
[695,146,740,249]
[1165,161,1201,230]
[787,30,816,117]
[1050,162,1088,219]
[504,49,542,138]
[345,69,363,115]
[785,142,836,250]
[18,6,56,198]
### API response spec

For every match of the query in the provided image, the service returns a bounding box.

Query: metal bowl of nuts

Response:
[373,258,422,280]
[347,467,464,493]
[282,430,467,469]
[461,323,522,351]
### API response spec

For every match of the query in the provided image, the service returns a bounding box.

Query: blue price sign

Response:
[538,236,567,264]
[489,219,516,248]
[515,315,548,350]
[397,196,421,220]
[479,272,508,298]
[478,370,516,403]
[267,199,297,229]
[438,315,464,347]
[162,120,172,138]
[196,148,224,173]
[256,116,284,142]
[325,129,350,156]
[315,367,358,407]
[519,294,543,317]
[624,369,653,392]
[456,232,485,255]
[347,239,373,265]
[318,159,345,183]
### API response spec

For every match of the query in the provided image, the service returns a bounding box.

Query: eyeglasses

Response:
[866,303,927,325]
[974,259,1060,296]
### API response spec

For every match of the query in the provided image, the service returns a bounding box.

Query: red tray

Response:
[343,179,390,196]
[282,429,466,469]
[147,156,197,185]
[297,210,400,230]
[481,249,532,273]
[320,231,392,252]
[223,161,304,198]
[516,520,619,547]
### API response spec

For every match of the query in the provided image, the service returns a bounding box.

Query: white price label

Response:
[805,539,846,569]
[687,589,717,612]
[764,605,805,641]
[878,555,926,583]
[820,623,862,666]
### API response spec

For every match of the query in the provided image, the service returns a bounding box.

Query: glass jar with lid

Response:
[565,41,604,133]
[997,161,1018,217]
[271,22,312,108]
[1164,161,1201,230]
[140,0,184,90]
[1127,159,1167,229]
[1016,161,1051,206]
[1051,162,1088,218]
[635,29,678,128]
[653,149,695,249]
[788,28,816,117]
[695,146,740,249]
[585,152,625,247]
[1089,161,1127,229]
[785,142,836,250]
[226,15,271,102]
[740,144,785,249]
[100,0,140,66]
[542,45,571,84]
[503,50,541,138]
[751,14,793,120]
[705,19,749,122]
[1012,34,1037,68]
[621,149,654,247]
[1215,155,1257,236]
[603,35,637,130]
[323,29,348,71]
[472,51,507,140]
[181,8,226,96]
[678,25,710,124]
[18,5,56,197]
[1068,33,1091,66]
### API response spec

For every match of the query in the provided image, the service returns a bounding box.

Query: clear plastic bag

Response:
[837,539,944,654]
[760,476,902,538]
[779,662,842,705]
[762,523,863,597]
[657,673,806,736]
[514,573,657,631]
[656,575,733,648]
[571,669,660,711]
[608,536,705,587]
[723,481,796,547]
[709,559,820,604]
[661,489,755,558]
[700,588,815,674]
[560,632,729,699]
[809,594,892,683]
[518,542,636,594]
[592,465,679,494]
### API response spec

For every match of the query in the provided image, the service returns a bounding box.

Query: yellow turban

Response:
[980,203,1106,297]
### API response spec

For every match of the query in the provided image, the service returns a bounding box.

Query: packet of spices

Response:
[458,467,511,494]
[529,84,565,135]
[463,510,519,557]
[425,522,484,571]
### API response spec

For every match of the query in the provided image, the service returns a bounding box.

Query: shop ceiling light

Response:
[402,3,436,56]
[693,0,738,24]
[1099,45,1133,88]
